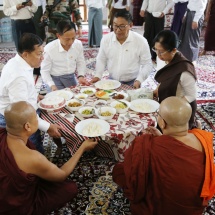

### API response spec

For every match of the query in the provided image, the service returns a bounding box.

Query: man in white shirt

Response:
[91,10,153,89]
[0,33,61,153]
[86,0,105,47]
[40,20,89,91]
[3,0,38,49]
[178,0,207,62]
[170,0,188,36]
[140,0,173,60]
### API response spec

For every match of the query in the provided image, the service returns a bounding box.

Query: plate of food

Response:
[45,90,73,101]
[66,99,85,111]
[110,92,128,100]
[75,119,110,137]
[78,106,95,118]
[110,100,130,114]
[95,80,121,90]
[38,96,66,112]
[95,90,111,100]
[80,87,96,96]
[130,99,160,113]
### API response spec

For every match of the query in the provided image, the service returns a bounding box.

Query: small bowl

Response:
[95,106,116,120]
[80,87,96,96]
[94,100,108,108]
[75,93,88,100]
[110,100,130,114]
[78,106,95,118]
[110,92,128,100]
[66,99,85,111]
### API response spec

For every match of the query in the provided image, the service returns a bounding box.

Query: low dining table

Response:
[40,84,156,161]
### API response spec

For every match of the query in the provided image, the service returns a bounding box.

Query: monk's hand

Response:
[192,21,198,30]
[78,76,90,86]
[133,80,141,89]
[140,10,145,17]
[81,139,98,151]
[51,85,58,91]
[146,126,162,136]
[90,77,100,84]
[47,124,62,138]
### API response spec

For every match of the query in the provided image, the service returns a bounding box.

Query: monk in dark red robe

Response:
[113,97,215,215]
[0,101,98,214]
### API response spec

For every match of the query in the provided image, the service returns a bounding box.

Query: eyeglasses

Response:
[152,48,170,56]
[113,24,129,31]
[155,109,167,124]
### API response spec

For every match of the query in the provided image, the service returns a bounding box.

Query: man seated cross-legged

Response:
[0,101,98,214]
[113,96,215,215]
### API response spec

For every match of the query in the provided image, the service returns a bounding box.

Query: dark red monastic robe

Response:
[0,129,78,215]
[113,129,215,215]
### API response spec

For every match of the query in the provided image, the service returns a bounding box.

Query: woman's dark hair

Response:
[17,33,43,54]
[114,0,127,6]
[153,30,180,51]
[56,20,76,35]
[114,10,133,23]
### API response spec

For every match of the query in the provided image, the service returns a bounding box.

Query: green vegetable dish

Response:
[82,109,92,115]
[83,90,93,94]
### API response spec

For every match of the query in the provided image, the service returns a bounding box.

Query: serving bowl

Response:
[95,106,116,120]
[38,96,66,112]
[80,87,96,96]
[110,92,128,100]
[110,100,130,114]
[78,106,95,118]
[66,99,85,111]
[75,93,88,100]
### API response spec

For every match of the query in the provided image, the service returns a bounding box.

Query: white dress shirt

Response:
[187,0,207,22]
[112,0,130,9]
[86,0,106,8]
[95,31,153,83]
[141,0,173,15]
[35,0,46,13]
[40,39,86,87]
[3,0,38,20]
[0,54,50,132]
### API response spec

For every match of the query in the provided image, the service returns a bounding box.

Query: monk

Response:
[113,97,215,215]
[0,101,98,214]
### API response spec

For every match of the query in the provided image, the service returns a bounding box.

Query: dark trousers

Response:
[171,2,188,36]
[144,12,164,60]
[33,6,46,41]
[11,18,36,49]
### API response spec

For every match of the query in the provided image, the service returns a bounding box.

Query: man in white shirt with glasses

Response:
[91,10,153,89]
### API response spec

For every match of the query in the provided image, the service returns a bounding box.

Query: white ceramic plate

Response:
[75,119,110,137]
[95,80,121,90]
[45,90,73,101]
[130,99,160,113]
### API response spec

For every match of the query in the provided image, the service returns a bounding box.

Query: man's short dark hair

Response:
[17,33,43,54]
[114,10,133,23]
[56,20,76,35]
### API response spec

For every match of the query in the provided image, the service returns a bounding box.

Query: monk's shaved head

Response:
[4,101,37,133]
[160,97,192,127]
